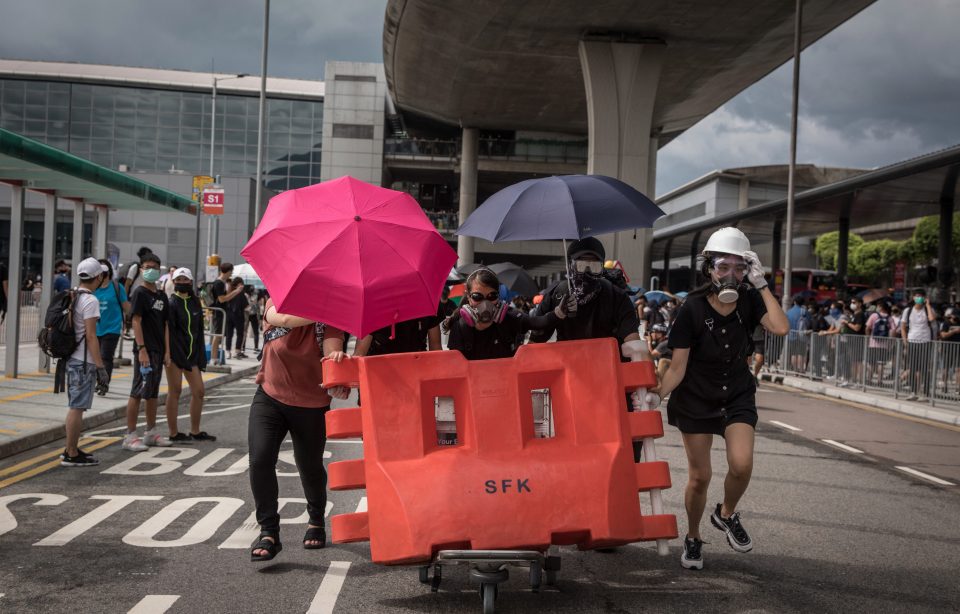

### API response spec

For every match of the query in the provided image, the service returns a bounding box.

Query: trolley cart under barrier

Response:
[203,306,229,369]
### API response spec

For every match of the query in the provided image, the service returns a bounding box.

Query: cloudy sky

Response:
[1,0,958,196]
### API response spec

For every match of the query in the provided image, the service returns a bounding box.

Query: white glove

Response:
[553,293,577,319]
[630,390,661,410]
[743,250,767,289]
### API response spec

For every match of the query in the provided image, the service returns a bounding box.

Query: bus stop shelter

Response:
[0,127,197,378]
[652,145,960,292]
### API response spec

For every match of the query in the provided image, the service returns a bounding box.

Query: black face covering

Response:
[570,262,602,306]
[174,283,193,294]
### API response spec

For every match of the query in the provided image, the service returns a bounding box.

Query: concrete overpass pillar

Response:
[457,127,479,266]
[579,39,665,287]
[662,237,673,291]
[689,230,703,290]
[937,165,959,288]
[772,219,783,276]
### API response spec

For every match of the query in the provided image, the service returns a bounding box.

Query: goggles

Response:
[572,259,602,274]
[712,256,748,277]
[468,291,499,302]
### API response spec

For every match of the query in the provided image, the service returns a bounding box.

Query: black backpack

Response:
[39,290,80,359]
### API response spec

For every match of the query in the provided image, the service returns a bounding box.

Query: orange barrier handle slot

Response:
[620,361,657,391]
[628,411,664,440]
[640,514,679,541]
[331,512,370,543]
[326,407,363,439]
[635,461,672,492]
[328,459,366,491]
[322,358,361,388]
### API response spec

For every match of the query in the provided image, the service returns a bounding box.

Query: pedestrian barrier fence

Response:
[0,291,41,346]
[763,331,960,407]
[321,338,678,565]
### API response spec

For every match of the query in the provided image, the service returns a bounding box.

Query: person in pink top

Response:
[248,298,349,562]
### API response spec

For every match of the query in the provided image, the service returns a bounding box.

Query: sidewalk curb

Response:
[759,373,960,427]
[0,365,260,460]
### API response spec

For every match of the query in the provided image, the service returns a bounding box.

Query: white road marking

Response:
[769,420,802,432]
[821,439,864,454]
[307,561,351,614]
[123,497,244,547]
[128,595,180,613]
[219,498,312,549]
[355,497,367,513]
[34,495,162,546]
[86,403,249,436]
[895,466,956,486]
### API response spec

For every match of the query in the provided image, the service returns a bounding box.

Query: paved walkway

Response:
[759,371,960,426]
[0,343,260,458]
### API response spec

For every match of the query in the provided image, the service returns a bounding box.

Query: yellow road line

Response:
[0,429,19,435]
[0,389,53,403]
[0,437,98,477]
[0,437,119,489]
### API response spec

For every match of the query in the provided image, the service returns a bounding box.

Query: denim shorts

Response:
[66,358,97,410]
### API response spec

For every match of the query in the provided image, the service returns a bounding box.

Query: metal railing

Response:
[383,138,588,164]
[763,332,960,407]
[0,291,41,346]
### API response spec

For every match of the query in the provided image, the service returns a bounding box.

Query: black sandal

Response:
[303,526,326,550]
[251,532,282,562]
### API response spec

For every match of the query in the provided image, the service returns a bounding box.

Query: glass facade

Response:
[0,78,323,192]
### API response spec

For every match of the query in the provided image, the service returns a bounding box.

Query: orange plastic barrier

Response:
[323,338,677,565]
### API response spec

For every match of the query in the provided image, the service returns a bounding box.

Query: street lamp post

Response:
[198,72,247,281]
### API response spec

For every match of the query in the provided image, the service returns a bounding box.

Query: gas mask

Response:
[459,294,508,327]
[710,256,748,304]
[569,258,602,305]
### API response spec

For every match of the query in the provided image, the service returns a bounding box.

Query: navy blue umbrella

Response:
[456,174,664,242]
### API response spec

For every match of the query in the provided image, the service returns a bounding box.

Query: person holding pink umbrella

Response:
[249,297,349,562]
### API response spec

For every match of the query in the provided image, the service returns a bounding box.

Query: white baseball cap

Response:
[77,257,103,280]
[172,267,194,281]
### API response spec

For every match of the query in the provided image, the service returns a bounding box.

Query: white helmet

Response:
[702,227,750,258]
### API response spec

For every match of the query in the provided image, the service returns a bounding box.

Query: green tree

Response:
[911,213,960,262]
[814,231,864,270]
[850,239,900,279]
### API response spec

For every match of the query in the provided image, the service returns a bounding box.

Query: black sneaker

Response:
[169,432,193,443]
[680,536,704,570]
[61,451,100,467]
[710,503,753,553]
[59,448,94,460]
[191,431,217,442]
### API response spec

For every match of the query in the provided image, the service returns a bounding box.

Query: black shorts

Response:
[753,340,765,356]
[667,406,758,436]
[130,350,164,400]
[212,310,225,336]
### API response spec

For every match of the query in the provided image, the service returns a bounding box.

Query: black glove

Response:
[96,367,110,395]
[554,294,578,319]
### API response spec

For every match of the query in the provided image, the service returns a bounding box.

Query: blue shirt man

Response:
[786,299,809,339]
[94,277,129,336]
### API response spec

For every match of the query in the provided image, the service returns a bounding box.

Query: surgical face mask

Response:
[850,302,858,310]
[142,268,161,283]
[914,296,924,305]
[174,283,192,294]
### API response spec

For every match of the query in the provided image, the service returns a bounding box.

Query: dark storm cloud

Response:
[658,0,960,195]
[0,0,387,79]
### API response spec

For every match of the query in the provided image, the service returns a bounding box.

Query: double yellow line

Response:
[0,437,121,489]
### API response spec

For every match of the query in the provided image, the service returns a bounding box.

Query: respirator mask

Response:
[710,256,749,304]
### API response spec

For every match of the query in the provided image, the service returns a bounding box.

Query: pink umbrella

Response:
[241,176,457,338]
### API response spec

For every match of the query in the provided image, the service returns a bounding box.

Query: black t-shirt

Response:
[130,285,168,353]
[368,315,439,356]
[449,309,558,360]
[941,321,960,342]
[843,311,866,335]
[666,289,768,419]
[211,279,227,306]
[530,279,640,352]
[226,291,247,320]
